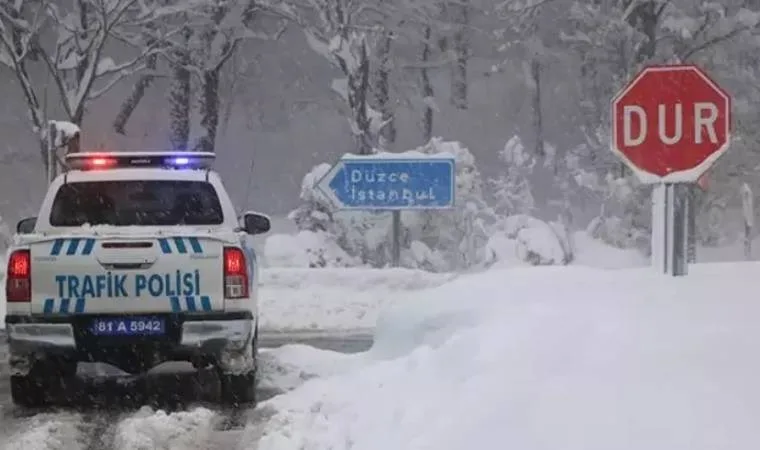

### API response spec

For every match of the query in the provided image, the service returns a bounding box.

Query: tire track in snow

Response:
[81,410,124,450]
[0,331,373,449]
[0,411,89,450]
[1,406,262,450]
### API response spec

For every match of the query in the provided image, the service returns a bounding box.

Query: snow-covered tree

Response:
[0,0,158,171]
[408,138,495,269]
[275,0,391,154]
[114,0,287,152]
[489,136,535,217]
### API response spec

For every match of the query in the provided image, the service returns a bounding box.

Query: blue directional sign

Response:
[316,157,456,210]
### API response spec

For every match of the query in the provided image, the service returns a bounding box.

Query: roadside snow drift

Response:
[257,268,453,331]
[253,262,760,450]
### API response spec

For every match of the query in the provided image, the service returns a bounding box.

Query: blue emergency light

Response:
[65,151,216,171]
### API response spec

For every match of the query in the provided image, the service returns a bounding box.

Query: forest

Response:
[0,0,759,270]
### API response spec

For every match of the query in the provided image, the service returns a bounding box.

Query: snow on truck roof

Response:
[60,151,218,183]
[61,167,216,183]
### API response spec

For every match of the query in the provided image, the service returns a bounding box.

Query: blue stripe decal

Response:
[188,237,203,254]
[173,237,187,254]
[158,238,172,254]
[66,238,81,255]
[50,239,64,256]
[170,296,181,312]
[59,298,70,314]
[81,239,95,255]
[43,299,54,314]
[200,295,211,312]
[74,298,86,313]
[185,296,197,312]
[49,238,98,256]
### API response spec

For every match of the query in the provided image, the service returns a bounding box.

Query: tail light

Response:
[223,247,248,299]
[6,250,31,302]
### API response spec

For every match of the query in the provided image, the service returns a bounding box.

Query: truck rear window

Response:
[49,180,224,226]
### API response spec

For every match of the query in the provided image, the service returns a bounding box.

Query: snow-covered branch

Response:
[0,0,174,175]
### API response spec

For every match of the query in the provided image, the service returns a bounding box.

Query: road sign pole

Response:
[687,186,697,263]
[391,210,401,267]
[677,183,689,275]
[663,183,688,276]
[651,183,667,273]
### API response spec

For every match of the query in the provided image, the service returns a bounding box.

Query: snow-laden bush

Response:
[264,231,359,268]
[0,214,11,254]
[484,214,572,267]
[584,173,651,252]
[489,136,535,216]
[403,138,496,270]
[287,138,496,272]
[288,163,337,234]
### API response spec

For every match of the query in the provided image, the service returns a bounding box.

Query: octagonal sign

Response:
[611,64,731,184]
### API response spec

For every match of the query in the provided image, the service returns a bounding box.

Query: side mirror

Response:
[16,217,37,234]
[241,212,271,235]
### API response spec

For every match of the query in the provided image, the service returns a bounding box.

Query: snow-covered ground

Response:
[249,262,760,450]
[1,232,759,332]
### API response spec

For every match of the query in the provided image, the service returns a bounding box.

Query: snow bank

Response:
[255,262,760,450]
[1,413,86,450]
[264,231,357,268]
[113,407,218,450]
[571,231,648,269]
[258,268,454,331]
[258,344,363,393]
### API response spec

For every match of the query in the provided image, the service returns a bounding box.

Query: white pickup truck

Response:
[4,151,269,407]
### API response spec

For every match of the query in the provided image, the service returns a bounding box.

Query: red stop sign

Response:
[611,64,731,183]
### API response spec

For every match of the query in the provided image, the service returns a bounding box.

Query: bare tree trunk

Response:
[421,26,434,142]
[71,0,89,125]
[530,59,544,160]
[195,2,235,153]
[196,69,220,153]
[169,28,192,151]
[113,27,158,135]
[374,32,395,148]
[450,0,469,109]
[624,0,662,64]
[218,53,243,139]
[352,40,373,154]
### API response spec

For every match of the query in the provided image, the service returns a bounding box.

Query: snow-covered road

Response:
[0,331,372,450]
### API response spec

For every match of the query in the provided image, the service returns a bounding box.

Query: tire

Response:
[10,359,76,408]
[219,371,256,406]
[218,326,258,406]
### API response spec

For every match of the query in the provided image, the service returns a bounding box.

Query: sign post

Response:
[316,156,456,267]
[611,64,731,276]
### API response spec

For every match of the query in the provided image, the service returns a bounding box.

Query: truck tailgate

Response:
[29,236,224,315]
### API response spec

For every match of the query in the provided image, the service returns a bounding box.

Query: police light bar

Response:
[65,151,216,171]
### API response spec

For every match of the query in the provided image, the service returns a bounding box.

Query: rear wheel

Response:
[218,326,258,406]
[10,359,76,408]
[219,371,256,406]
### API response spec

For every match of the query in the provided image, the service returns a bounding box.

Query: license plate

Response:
[90,317,165,336]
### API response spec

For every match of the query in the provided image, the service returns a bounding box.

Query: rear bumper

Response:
[4,311,255,375]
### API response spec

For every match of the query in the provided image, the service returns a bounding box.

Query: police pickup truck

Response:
[4,151,269,407]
